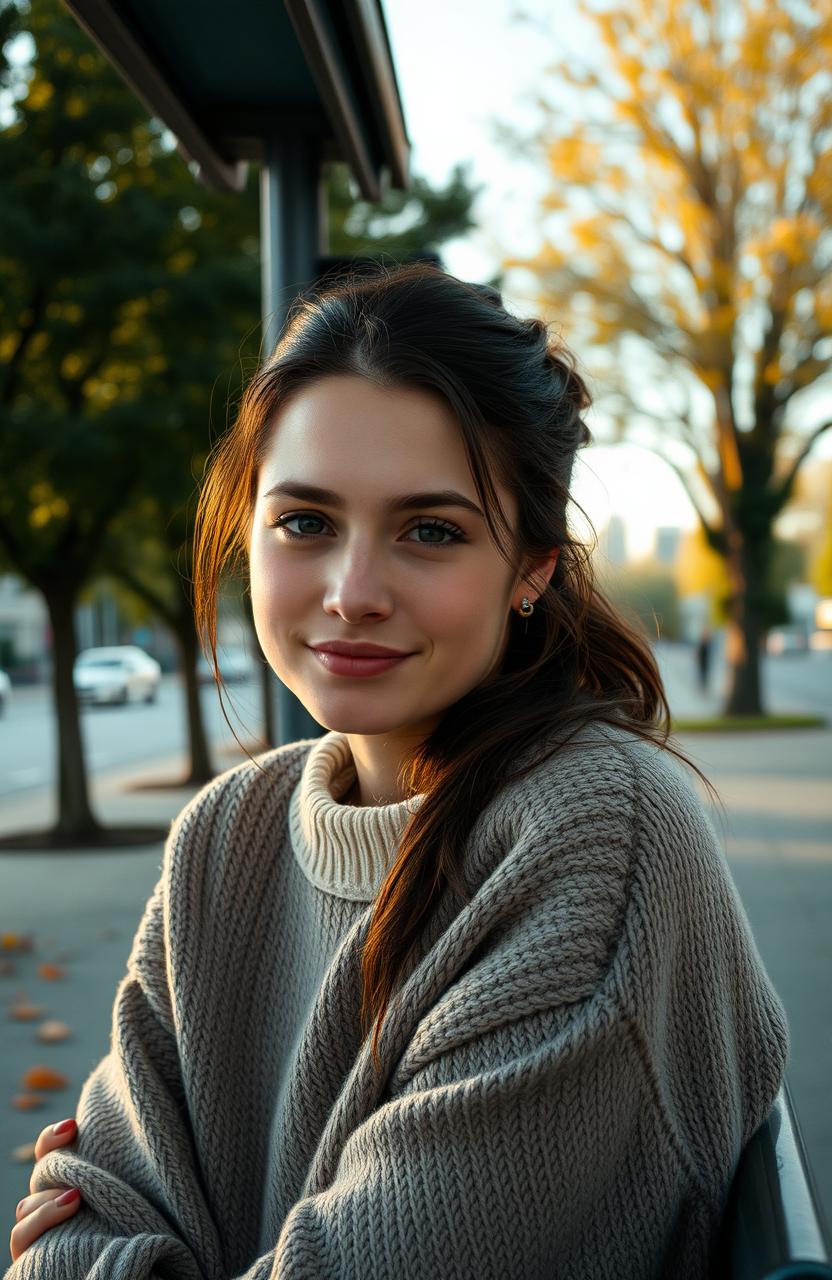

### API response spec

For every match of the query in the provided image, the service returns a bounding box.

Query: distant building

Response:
[600,514,628,565]
[0,574,49,680]
[654,526,682,566]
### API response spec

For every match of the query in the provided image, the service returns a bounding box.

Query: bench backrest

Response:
[721,1076,832,1280]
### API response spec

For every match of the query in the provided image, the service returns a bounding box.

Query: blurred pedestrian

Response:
[695,623,714,693]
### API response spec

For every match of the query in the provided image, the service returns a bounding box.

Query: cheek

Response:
[249,540,308,615]
[416,570,506,647]
[247,547,302,668]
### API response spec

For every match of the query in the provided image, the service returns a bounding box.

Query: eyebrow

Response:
[262,480,485,520]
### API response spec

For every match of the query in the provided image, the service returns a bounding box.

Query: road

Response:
[1,642,830,802]
[655,636,832,721]
[0,674,270,799]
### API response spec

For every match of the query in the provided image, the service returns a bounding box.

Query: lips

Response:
[309,642,412,658]
[309,647,413,678]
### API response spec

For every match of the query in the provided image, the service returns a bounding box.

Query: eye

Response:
[269,512,467,548]
[406,518,467,547]
[270,513,327,540]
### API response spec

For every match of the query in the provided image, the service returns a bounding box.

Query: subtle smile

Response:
[308,647,413,678]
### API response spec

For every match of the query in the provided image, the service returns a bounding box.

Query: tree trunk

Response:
[241,592,275,747]
[723,531,767,716]
[105,562,217,785]
[175,597,215,785]
[260,657,276,748]
[45,583,102,837]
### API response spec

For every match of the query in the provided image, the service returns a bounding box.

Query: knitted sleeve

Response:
[263,995,695,1280]
[5,799,227,1280]
[621,745,791,1204]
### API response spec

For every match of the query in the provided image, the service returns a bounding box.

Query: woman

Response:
[10,261,789,1279]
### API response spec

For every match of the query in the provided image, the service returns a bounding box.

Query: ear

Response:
[519,546,560,603]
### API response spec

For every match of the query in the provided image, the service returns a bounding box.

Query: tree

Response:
[500,0,832,714]
[326,157,484,261]
[0,0,260,835]
[810,519,832,598]
[674,524,731,610]
[0,0,485,836]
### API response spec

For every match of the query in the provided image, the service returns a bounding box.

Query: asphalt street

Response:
[0,672,268,799]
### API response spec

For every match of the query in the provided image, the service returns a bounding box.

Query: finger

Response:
[9,1189,81,1264]
[15,1187,78,1222]
[33,1119,76,1164]
[30,1120,78,1194]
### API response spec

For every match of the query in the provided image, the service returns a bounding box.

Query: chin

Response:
[298,686,416,733]
[309,707,406,736]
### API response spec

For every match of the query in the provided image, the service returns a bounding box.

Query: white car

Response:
[0,667,10,716]
[74,645,162,706]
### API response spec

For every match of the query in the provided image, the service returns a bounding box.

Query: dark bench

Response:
[721,1075,832,1279]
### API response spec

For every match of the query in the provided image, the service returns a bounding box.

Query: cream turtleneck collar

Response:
[288,731,426,902]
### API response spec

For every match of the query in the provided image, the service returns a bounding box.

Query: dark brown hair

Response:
[193,260,722,1073]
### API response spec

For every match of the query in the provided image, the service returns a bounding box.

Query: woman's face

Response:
[247,373,531,740]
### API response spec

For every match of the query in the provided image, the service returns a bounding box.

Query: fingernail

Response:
[53,1119,76,1135]
[55,1188,80,1206]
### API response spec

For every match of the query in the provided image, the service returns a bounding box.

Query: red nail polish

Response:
[55,1189,80,1206]
[52,1119,76,1135]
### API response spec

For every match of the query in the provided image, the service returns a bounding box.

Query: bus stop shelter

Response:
[61,0,414,744]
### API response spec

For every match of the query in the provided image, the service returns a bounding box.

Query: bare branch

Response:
[772,420,832,511]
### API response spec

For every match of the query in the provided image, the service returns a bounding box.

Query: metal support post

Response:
[259,134,328,746]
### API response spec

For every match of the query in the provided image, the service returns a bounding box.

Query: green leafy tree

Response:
[0,0,259,834]
[327,158,484,260]
[0,0,485,837]
[501,0,832,715]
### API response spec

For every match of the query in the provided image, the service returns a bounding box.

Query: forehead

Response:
[256,375,517,530]
[261,374,466,473]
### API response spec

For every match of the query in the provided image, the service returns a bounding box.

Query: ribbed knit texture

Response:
[287,731,425,900]
[8,722,790,1280]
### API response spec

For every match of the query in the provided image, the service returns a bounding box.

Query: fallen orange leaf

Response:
[1,933,33,952]
[9,1003,46,1022]
[12,1093,46,1111]
[22,1065,68,1090]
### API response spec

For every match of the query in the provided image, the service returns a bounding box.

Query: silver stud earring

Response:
[518,596,534,617]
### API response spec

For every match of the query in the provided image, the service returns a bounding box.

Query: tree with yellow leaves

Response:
[501,0,832,715]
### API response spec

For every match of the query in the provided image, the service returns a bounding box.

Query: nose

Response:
[321,543,394,622]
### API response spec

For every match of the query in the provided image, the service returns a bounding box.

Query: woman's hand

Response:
[9,1119,81,1264]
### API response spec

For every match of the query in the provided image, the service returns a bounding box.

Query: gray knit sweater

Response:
[8,721,790,1280]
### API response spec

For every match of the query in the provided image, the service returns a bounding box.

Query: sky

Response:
[380,0,832,560]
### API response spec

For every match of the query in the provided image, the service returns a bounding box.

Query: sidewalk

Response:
[0,738,256,841]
